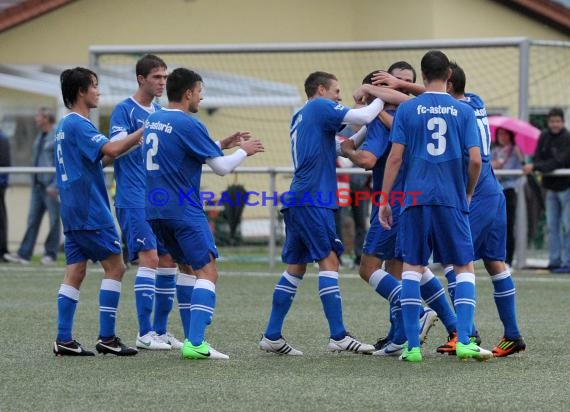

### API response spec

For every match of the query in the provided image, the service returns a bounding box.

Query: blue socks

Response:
[318,271,346,340]
[153,267,177,335]
[176,273,196,340]
[99,279,122,340]
[454,272,476,345]
[420,268,457,335]
[188,279,216,346]
[264,271,301,340]
[400,271,423,349]
[368,269,405,344]
[491,270,521,339]
[56,284,79,342]
[133,267,156,336]
[443,265,456,305]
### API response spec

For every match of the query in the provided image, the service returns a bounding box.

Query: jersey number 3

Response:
[145,132,160,171]
[427,117,447,156]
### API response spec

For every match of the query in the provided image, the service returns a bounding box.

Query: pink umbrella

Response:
[488,115,541,155]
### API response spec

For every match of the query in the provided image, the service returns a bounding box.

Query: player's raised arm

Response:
[217,131,252,150]
[371,71,426,96]
[206,138,264,176]
[342,97,384,125]
[101,127,143,159]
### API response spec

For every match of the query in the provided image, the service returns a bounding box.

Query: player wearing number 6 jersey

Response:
[53,67,141,357]
[379,51,492,362]
[144,68,264,360]
[439,62,525,358]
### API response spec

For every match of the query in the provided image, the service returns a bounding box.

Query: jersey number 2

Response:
[145,133,160,171]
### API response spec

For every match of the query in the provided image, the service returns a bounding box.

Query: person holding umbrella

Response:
[492,128,524,267]
[523,108,570,274]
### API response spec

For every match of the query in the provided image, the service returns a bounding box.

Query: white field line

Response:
[0,265,568,283]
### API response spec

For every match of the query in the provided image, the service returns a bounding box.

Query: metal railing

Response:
[3,166,570,270]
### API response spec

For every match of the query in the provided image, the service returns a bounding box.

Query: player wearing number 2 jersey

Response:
[379,51,493,362]
[442,62,525,358]
[144,68,264,360]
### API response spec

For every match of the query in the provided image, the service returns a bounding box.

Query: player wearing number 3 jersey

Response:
[380,51,493,362]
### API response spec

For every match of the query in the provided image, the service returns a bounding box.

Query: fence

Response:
[3,166,570,270]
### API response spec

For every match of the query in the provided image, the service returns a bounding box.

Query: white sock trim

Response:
[319,271,339,280]
[137,266,157,280]
[283,271,301,287]
[420,268,435,285]
[402,271,422,282]
[101,278,122,292]
[177,273,197,287]
[369,269,388,289]
[157,267,177,276]
[443,265,454,275]
[456,272,476,284]
[194,278,216,293]
[491,270,511,282]
[59,284,80,301]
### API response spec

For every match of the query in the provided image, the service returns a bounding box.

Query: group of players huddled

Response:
[53,50,524,362]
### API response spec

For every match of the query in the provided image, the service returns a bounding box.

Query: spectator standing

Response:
[4,108,61,265]
[0,128,10,261]
[523,108,570,274]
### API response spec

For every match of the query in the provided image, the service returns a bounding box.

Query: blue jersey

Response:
[462,92,503,197]
[54,112,115,231]
[360,111,403,219]
[143,109,223,220]
[286,98,350,209]
[110,97,161,208]
[390,92,480,212]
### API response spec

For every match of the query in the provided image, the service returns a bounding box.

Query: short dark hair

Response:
[166,68,203,102]
[387,61,417,83]
[361,61,416,86]
[547,107,564,121]
[136,54,167,79]
[421,50,450,82]
[448,61,466,95]
[304,71,337,98]
[60,67,98,109]
[38,107,56,124]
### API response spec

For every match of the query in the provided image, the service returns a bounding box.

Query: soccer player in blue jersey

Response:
[342,63,455,357]
[109,54,177,350]
[144,68,263,360]
[379,51,493,362]
[259,71,389,356]
[53,67,142,356]
[438,62,525,357]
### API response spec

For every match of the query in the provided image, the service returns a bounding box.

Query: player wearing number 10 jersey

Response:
[379,50,493,362]
[443,62,525,358]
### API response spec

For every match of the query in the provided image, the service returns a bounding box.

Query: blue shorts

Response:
[363,206,402,261]
[469,193,507,262]
[149,216,218,270]
[400,205,473,266]
[281,207,344,264]
[64,227,122,265]
[116,207,168,262]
